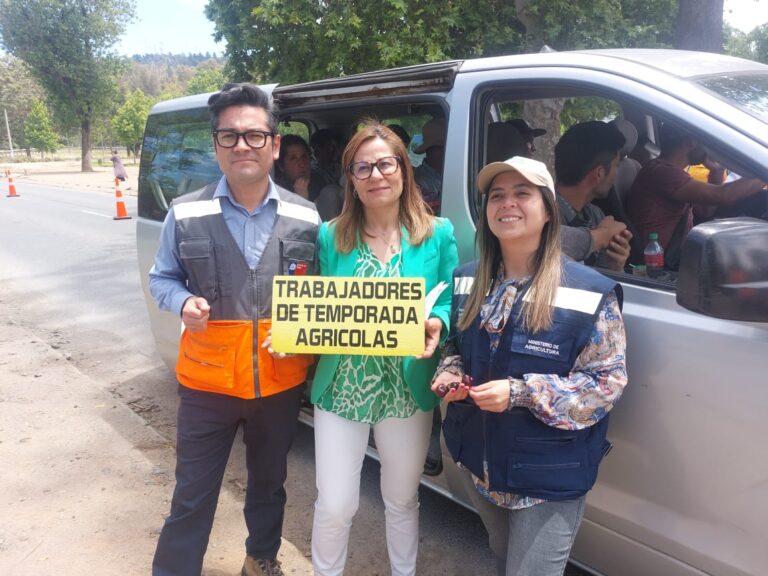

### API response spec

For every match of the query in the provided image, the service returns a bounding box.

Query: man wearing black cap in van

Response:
[507,118,546,157]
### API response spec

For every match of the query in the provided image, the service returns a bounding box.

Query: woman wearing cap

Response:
[431,156,627,576]
[310,121,458,576]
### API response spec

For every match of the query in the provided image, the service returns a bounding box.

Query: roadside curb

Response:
[12,174,139,197]
[0,322,312,575]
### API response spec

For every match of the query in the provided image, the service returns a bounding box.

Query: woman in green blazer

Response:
[310,121,458,576]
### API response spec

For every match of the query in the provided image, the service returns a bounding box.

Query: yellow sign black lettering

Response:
[271,276,426,356]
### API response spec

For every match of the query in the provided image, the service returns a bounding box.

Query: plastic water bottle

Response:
[643,232,665,277]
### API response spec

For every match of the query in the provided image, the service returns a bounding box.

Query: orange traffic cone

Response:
[6,168,19,198]
[113,177,131,220]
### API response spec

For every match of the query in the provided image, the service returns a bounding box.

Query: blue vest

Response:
[443,259,621,501]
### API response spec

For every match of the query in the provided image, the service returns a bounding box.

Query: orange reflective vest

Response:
[172,184,319,399]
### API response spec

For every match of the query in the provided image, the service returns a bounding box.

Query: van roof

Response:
[149,49,768,115]
[148,84,279,115]
[458,49,767,79]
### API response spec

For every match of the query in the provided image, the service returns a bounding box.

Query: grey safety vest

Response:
[172,181,320,396]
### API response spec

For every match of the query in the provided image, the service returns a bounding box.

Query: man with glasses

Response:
[149,83,320,576]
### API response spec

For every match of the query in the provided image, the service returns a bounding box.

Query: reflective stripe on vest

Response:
[173,198,222,220]
[453,276,474,295]
[277,199,321,226]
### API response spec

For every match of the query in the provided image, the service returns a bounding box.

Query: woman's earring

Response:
[353,189,358,199]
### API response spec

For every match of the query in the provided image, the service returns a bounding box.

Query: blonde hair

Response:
[333,120,434,252]
[457,185,562,334]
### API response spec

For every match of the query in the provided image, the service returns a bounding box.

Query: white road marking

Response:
[81,210,112,219]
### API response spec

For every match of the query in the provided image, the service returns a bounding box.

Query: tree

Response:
[0,55,47,156]
[122,61,166,98]
[675,0,724,52]
[25,98,59,158]
[0,0,136,171]
[112,89,153,158]
[206,0,465,83]
[205,0,678,84]
[519,0,676,52]
[750,23,768,63]
[185,65,228,95]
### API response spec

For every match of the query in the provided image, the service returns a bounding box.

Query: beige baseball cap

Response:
[476,156,555,198]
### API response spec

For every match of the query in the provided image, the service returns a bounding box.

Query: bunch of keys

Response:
[436,374,474,398]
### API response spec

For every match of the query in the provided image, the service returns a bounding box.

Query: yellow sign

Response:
[271,276,425,356]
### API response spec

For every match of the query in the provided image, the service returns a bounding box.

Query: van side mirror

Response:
[677,218,768,322]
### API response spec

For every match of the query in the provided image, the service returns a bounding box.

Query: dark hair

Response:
[554,121,625,186]
[309,128,342,150]
[278,134,310,167]
[658,122,691,155]
[386,124,411,147]
[207,83,278,132]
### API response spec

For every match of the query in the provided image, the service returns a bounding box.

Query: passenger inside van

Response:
[486,122,527,163]
[554,121,633,271]
[506,118,546,157]
[483,120,626,267]
[310,128,344,185]
[275,134,333,201]
[413,117,446,211]
[627,122,766,269]
[387,124,411,149]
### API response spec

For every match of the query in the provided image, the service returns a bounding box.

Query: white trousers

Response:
[311,407,433,576]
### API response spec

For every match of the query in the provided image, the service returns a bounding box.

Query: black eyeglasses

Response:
[213,130,275,149]
[348,156,402,180]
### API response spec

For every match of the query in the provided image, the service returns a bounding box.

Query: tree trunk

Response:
[523,98,564,176]
[675,0,724,53]
[81,118,93,172]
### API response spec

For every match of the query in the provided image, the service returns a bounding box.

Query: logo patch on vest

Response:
[512,327,574,362]
[287,260,309,275]
[522,338,562,357]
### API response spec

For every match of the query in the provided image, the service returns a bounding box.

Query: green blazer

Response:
[311,217,459,411]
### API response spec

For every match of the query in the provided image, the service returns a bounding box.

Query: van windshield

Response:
[694,72,768,124]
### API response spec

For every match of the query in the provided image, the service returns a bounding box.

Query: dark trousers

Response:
[152,384,303,576]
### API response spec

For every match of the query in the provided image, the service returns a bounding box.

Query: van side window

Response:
[476,89,642,280]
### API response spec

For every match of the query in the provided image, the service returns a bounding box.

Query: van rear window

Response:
[138,108,222,221]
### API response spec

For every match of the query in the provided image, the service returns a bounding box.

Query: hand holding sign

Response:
[260,328,295,359]
[416,317,443,359]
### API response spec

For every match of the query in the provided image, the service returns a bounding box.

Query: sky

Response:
[724,0,768,32]
[116,0,224,56]
[115,0,768,57]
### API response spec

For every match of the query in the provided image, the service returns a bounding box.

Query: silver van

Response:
[136,49,768,576]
